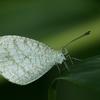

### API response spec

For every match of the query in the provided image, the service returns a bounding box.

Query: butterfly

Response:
[0,31,90,85]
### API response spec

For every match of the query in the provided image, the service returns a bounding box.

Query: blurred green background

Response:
[0,0,100,100]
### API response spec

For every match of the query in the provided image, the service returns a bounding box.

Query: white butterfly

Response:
[0,31,90,85]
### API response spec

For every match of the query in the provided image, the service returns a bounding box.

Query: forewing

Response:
[0,35,59,85]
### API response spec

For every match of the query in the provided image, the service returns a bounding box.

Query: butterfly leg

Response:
[63,53,75,72]
[63,61,70,72]
[64,53,74,65]
[56,64,61,74]
[56,62,70,74]
[72,57,82,62]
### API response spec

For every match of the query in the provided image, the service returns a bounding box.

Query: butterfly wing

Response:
[0,35,65,85]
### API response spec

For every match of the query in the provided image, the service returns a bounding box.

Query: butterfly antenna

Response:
[63,31,91,49]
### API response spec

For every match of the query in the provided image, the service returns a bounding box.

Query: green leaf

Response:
[48,55,100,100]
[65,55,100,90]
